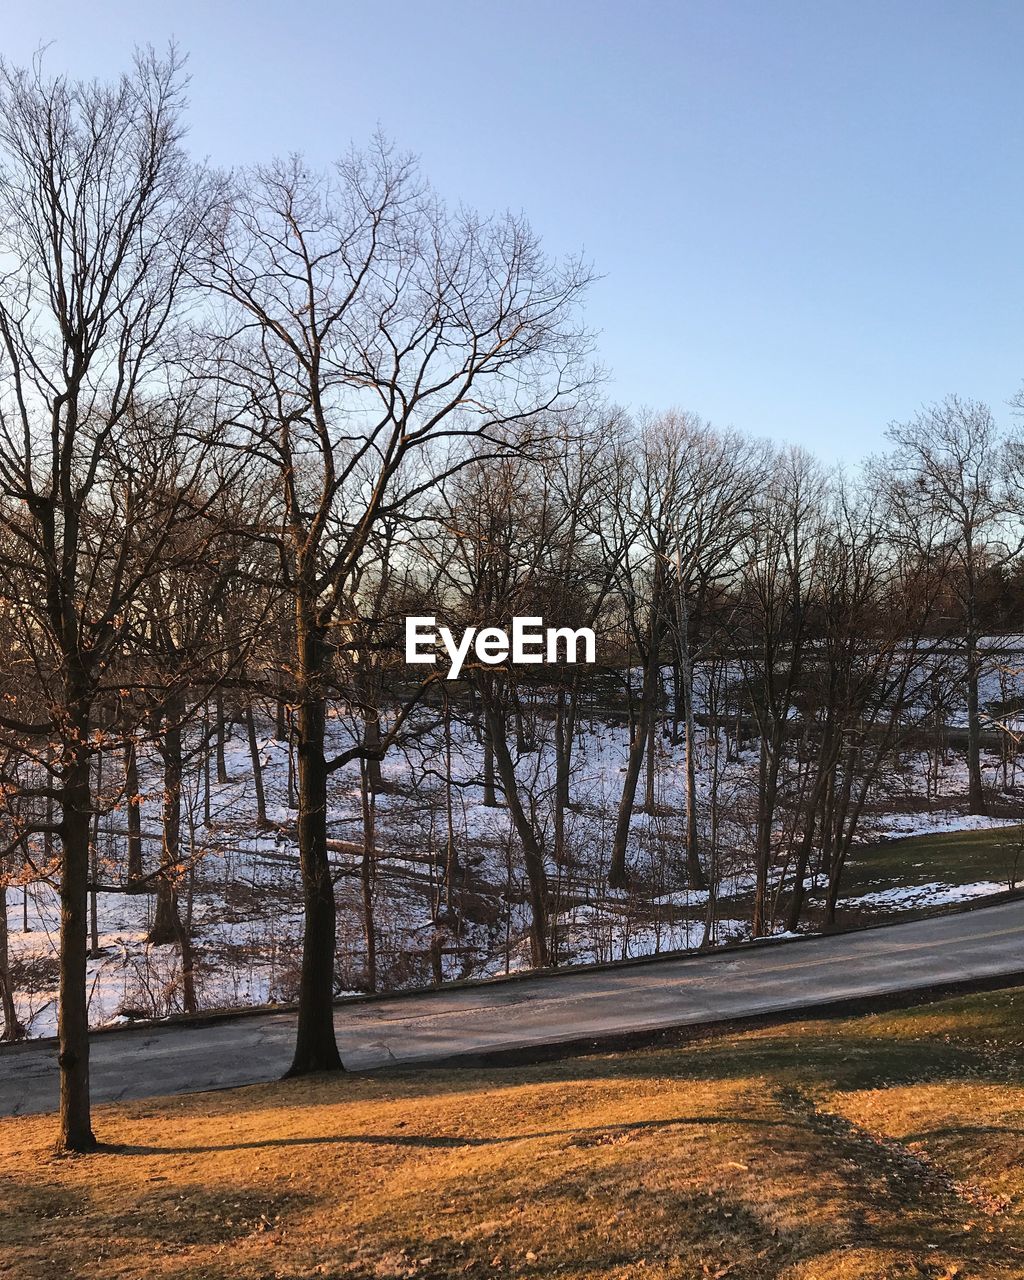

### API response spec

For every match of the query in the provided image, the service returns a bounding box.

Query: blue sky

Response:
[6,1,1024,459]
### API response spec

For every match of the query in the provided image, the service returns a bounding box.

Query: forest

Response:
[2,48,1024,1156]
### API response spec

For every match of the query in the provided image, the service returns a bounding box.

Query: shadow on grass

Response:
[103,1112,792,1158]
[172,1014,1022,1145]
[328,1025,1024,1098]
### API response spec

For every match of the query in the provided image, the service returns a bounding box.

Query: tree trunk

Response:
[443,691,460,899]
[643,706,657,813]
[682,711,706,890]
[359,759,377,993]
[966,624,987,815]
[671,656,683,744]
[89,807,101,959]
[752,732,783,937]
[43,742,54,877]
[785,723,837,931]
[275,681,288,741]
[554,687,569,864]
[286,600,343,1076]
[479,678,549,967]
[609,650,659,890]
[125,737,143,882]
[482,719,498,807]
[176,901,197,1015]
[202,702,212,824]
[215,689,230,784]
[559,676,580,808]
[149,699,185,948]
[674,564,707,890]
[245,702,269,827]
[362,695,384,794]
[608,702,649,890]
[287,709,297,810]
[824,747,857,926]
[0,883,24,1041]
[56,724,97,1153]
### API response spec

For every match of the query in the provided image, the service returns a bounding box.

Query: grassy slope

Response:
[843,824,1024,895]
[693,824,1024,936]
[5,991,1024,1278]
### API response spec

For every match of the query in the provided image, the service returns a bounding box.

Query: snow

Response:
[873,812,1023,839]
[5,657,1024,1039]
[839,880,1006,910]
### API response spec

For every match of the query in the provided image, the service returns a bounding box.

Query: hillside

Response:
[8,689,1024,1043]
[5,986,1024,1278]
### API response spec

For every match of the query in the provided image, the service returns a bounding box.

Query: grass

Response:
[842,824,1024,898]
[672,824,1024,937]
[6,991,1024,1277]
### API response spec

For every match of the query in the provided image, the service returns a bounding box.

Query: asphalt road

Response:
[3,898,1024,1118]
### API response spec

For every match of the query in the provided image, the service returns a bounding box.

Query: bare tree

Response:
[606,414,757,891]
[207,141,591,1074]
[886,397,1022,815]
[779,477,943,929]
[0,50,220,1151]
[736,448,825,937]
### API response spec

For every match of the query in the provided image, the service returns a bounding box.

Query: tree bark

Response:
[362,688,385,794]
[965,621,987,815]
[608,697,650,890]
[785,718,838,931]
[479,678,549,967]
[0,883,24,1041]
[443,691,460,898]
[359,759,377,993]
[554,687,570,864]
[146,696,196,1012]
[56,713,97,1153]
[215,689,230,784]
[752,731,784,937]
[609,645,660,890]
[643,704,657,813]
[674,569,707,890]
[285,600,343,1075]
[482,723,498,807]
[150,699,185,947]
[275,681,288,741]
[125,737,143,882]
[245,702,269,827]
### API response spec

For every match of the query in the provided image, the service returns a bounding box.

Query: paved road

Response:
[3,899,1024,1118]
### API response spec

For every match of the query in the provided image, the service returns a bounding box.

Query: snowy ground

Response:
[5,684,1024,1039]
[873,811,1023,839]
[837,880,1006,911]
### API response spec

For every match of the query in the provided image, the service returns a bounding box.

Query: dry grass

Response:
[6,991,1024,1279]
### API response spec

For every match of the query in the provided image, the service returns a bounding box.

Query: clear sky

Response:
[5,1,1024,460]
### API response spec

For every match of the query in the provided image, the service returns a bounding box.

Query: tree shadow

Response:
[305,1022,1024,1103]
[104,1111,792,1158]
